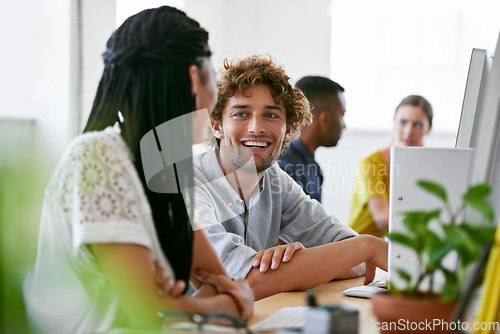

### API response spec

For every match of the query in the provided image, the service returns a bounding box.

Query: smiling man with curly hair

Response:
[193,55,388,300]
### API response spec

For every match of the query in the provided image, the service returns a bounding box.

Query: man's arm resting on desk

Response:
[246,235,387,300]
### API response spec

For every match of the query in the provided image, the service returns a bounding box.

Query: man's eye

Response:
[266,113,279,118]
[414,122,423,129]
[399,120,407,125]
[234,112,246,117]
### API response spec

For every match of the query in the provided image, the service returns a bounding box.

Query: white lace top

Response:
[25,126,174,334]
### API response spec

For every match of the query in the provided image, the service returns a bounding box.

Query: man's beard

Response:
[232,146,277,173]
[219,134,280,173]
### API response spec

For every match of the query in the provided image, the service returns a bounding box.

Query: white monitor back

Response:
[467,32,500,225]
[388,147,474,291]
[455,48,493,148]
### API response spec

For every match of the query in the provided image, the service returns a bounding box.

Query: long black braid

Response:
[84,6,211,287]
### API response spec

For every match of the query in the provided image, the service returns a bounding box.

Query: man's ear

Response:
[318,111,329,129]
[211,120,223,139]
[189,64,200,95]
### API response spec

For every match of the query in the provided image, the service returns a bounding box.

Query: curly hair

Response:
[209,55,312,149]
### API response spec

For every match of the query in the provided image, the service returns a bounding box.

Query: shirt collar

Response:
[201,149,265,204]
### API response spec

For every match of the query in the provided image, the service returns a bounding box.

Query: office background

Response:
[0,0,499,331]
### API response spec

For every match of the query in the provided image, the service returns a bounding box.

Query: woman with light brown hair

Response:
[349,95,433,237]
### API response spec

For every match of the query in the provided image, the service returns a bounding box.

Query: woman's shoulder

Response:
[360,149,386,164]
[47,125,147,221]
[66,126,129,161]
[47,126,133,195]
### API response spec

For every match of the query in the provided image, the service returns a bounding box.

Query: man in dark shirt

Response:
[278,76,346,202]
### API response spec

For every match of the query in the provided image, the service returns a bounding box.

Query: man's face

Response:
[211,84,290,173]
[320,91,346,147]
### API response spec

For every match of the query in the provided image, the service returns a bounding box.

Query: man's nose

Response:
[248,115,265,134]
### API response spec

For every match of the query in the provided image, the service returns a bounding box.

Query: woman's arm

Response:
[90,243,252,327]
[189,229,228,295]
[367,196,390,231]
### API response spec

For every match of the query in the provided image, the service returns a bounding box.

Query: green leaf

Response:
[427,244,453,269]
[441,283,461,302]
[395,269,414,295]
[442,225,478,266]
[386,232,419,251]
[396,268,412,284]
[417,180,448,203]
[440,268,461,301]
[460,223,496,245]
[467,199,495,222]
[462,183,491,202]
[400,209,441,236]
[424,230,444,255]
[441,268,458,286]
[424,230,447,268]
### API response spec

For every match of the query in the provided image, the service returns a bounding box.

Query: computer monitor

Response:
[452,33,500,326]
[466,32,500,224]
[388,33,500,295]
[455,48,493,149]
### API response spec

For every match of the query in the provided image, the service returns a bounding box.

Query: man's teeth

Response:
[243,141,268,147]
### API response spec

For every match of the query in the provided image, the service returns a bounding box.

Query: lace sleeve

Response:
[53,129,152,252]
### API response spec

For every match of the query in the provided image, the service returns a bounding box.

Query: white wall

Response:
[0,0,116,167]
[331,0,500,134]
[0,0,73,159]
[79,0,117,131]
[186,0,332,80]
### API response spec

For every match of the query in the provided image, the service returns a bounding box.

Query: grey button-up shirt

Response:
[192,150,357,278]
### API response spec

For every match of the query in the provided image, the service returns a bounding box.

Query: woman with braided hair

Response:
[25,6,253,333]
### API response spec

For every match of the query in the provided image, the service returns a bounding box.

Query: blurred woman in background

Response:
[349,95,433,237]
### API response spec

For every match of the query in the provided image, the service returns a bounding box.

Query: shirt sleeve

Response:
[204,224,258,278]
[194,191,258,278]
[278,169,358,247]
[67,132,152,254]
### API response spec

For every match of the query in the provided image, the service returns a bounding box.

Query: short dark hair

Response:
[395,95,433,129]
[295,76,344,104]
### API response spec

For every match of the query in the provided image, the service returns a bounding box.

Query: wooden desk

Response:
[249,277,380,334]
[107,278,380,333]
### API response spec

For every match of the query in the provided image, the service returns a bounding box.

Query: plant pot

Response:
[371,292,458,334]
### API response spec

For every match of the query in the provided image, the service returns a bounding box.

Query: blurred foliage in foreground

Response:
[1,120,50,333]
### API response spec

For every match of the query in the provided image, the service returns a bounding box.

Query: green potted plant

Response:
[372,180,496,334]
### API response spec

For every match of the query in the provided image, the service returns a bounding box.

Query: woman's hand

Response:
[252,242,305,272]
[153,260,186,298]
[194,269,254,319]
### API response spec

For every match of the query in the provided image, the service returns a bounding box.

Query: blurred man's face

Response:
[319,91,346,147]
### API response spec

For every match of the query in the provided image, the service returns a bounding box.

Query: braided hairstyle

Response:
[84,6,211,287]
